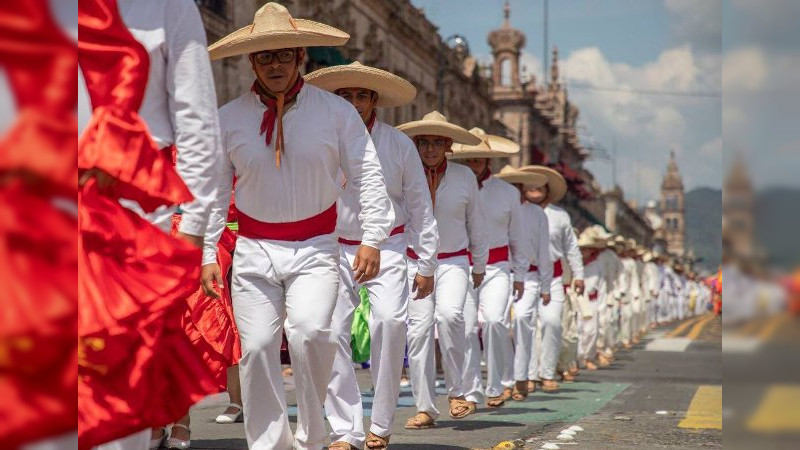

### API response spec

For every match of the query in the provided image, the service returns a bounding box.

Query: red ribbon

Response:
[251,75,304,167]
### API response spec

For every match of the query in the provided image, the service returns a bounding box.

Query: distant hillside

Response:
[755,188,800,269]
[685,187,722,272]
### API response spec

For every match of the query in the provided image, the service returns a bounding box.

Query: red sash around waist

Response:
[237,203,337,241]
[338,224,405,246]
[406,247,468,261]
[467,245,509,266]
[528,260,563,277]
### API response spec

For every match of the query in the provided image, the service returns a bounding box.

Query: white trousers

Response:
[631,298,643,336]
[620,300,633,344]
[657,290,671,323]
[324,234,408,446]
[512,272,541,381]
[577,299,600,363]
[407,258,470,419]
[232,235,340,450]
[463,263,512,401]
[558,289,579,371]
[527,277,565,380]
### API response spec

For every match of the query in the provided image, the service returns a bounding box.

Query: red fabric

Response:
[251,76,304,167]
[468,245,509,265]
[77,1,216,447]
[424,160,447,206]
[406,247,468,261]
[528,260,563,277]
[366,111,377,133]
[171,216,241,388]
[589,291,599,301]
[338,224,405,246]
[477,167,492,189]
[238,203,337,241]
[78,0,193,212]
[582,252,599,266]
[0,183,78,448]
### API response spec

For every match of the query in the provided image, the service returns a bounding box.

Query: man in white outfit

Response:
[576,228,609,371]
[449,132,531,409]
[201,5,394,449]
[305,62,439,450]
[87,0,224,448]
[519,165,585,393]
[397,111,488,429]
[492,166,551,400]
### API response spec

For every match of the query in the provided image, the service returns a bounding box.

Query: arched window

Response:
[500,58,512,86]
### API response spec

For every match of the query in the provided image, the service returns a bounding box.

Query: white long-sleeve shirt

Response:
[644,261,661,299]
[432,163,488,274]
[118,0,222,236]
[202,84,393,264]
[544,205,584,280]
[337,120,439,277]
[476,176,529,282]
[598,249,622,303]
[584,257,607,304]
[521,203,553,294]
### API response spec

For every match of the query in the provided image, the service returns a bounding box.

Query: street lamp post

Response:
[437,34,470,114]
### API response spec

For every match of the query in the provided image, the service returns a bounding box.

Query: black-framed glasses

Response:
[417,138,450,150]
[253,49,296,65]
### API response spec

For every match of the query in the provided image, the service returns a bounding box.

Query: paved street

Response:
[186,315,725,449]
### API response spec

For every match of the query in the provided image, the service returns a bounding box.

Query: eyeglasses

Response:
[253,49,296,65]
[416,138,450,150]
[337,90,375,103]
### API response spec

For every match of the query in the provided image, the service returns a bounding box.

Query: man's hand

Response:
[471,271,485,289]
[411,273,434,300]
[573,279,585,295]
[512,281,524,301]
[78,168,117,189]
[201,263,224,299]
[176,231,203,248]
[353,245,380,283]
[541,292,551,306]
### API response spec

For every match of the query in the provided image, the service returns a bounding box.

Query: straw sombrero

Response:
[397,111,482,145]
[304,62,416,108]
[518,165,567,204]
[493,165,547,187]
[589,224,612,241]
[449,128,520,159]
[577,228,607,248]
[208,3,350,60]
[612,235,627,249]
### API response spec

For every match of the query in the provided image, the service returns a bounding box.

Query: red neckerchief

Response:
[477,166,492,189]
[366,111,377,134]
[251,74,304,168]
[424,160,447,207]
[583,251,600,266]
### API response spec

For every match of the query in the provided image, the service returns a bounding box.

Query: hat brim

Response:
[494,171,547,187]
[304,65,417,108]
[519,166,567,203]
[208,19,349,60]
[449,134,520,159]
[397,120,482,146]
[579,239,607,249]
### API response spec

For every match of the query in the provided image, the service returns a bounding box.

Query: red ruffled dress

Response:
[77,1,217,448]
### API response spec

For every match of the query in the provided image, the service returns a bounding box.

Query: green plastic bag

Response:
[350,286,371,363]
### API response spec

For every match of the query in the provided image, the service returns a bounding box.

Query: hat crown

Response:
[348,61,364,67]
[252,3,298,34]
[422,111,448,123]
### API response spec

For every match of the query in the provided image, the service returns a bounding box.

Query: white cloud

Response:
[700,136,723,158]
[664,0,722,52]
[722,46,767,93]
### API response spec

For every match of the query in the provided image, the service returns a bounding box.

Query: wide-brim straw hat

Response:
[208,2,350,60]
[613,235,628,249]
[449,128,520,159]
[517,165,567,204]
[643,251,654,262]
[493,165,547,187]
[578,228,607,248]
[590,224,612,241]
[304,61,416,108]
[397,111,482,145]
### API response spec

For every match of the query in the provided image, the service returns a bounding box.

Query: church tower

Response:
[722,153,754,258]
[660,151,685,256]
[488,1,525,93]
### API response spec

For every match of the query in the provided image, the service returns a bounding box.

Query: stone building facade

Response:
[196,0,495,131]
[603,187,654,247]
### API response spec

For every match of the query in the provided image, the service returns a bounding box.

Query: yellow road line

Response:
[667,315,703,338]
[746,384,800,432]
[678,385,722,430]
[686,315,716,340]
[735,318,764,337]
[756,313,791,341]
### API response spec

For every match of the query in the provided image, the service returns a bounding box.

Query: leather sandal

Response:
[448,396,474,419]
[328,441,357,450]
[487,396,505,408]
[541,379,560,393]
[405,411,435,429]
[511,381,528,401]
[501,386,513,401]
[365,432,390,449]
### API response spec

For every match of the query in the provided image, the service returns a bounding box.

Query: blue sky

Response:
[413,0,727,204]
